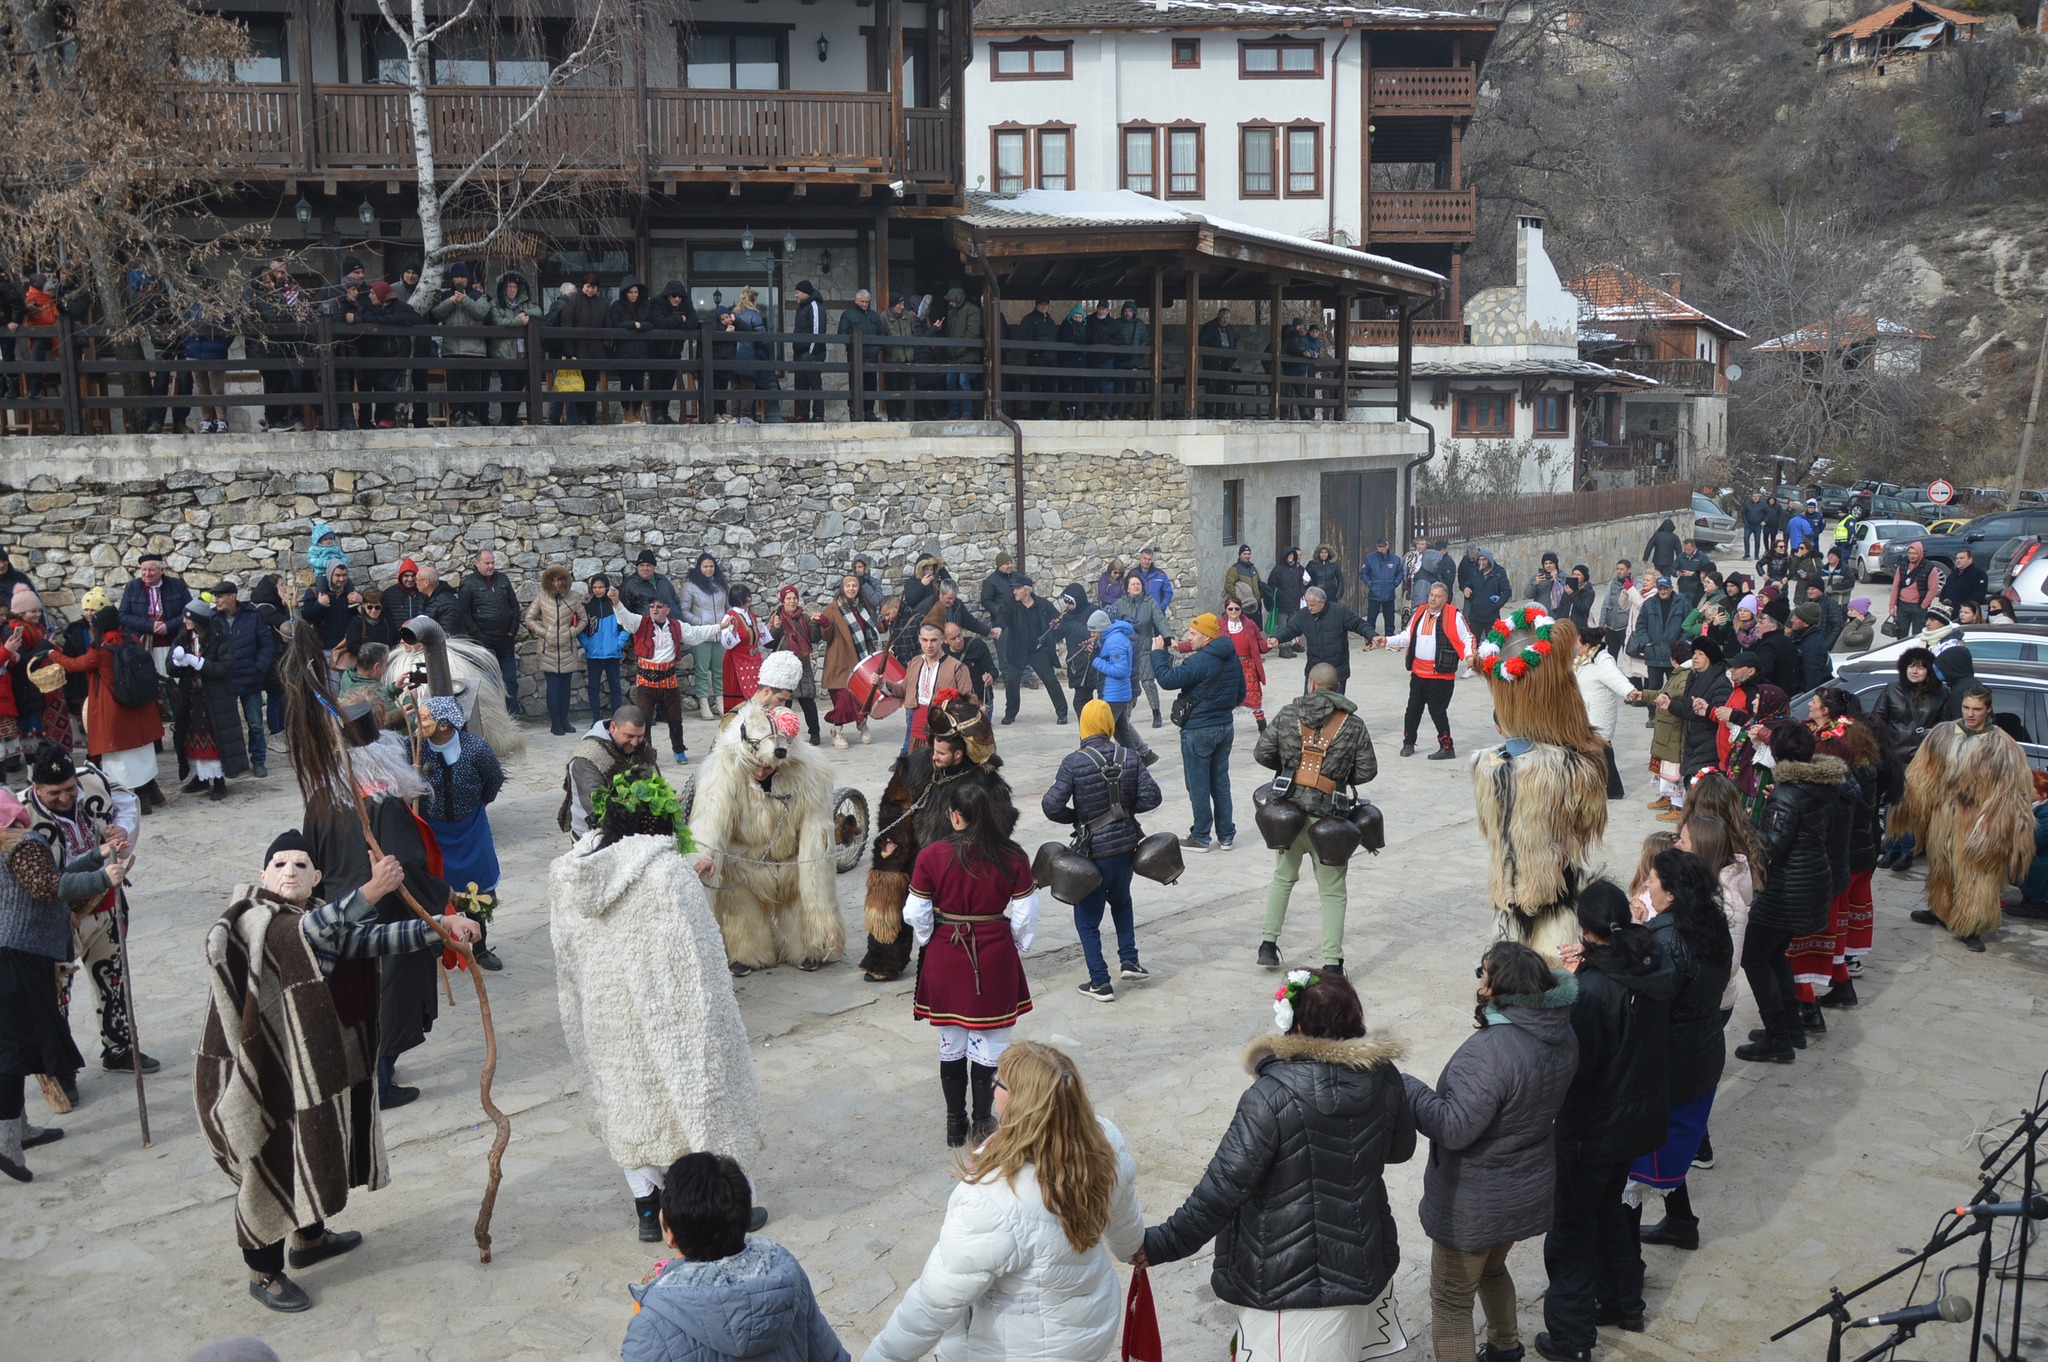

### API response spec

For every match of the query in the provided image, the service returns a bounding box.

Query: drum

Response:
[847,650,907,720]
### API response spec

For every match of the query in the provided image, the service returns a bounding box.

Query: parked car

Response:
[1901,491,1947,521]
[1868,492,1934,525]
[1803,483,1856,518]
[1690,492,1737,552]
[1848,518,1927,582]
[1834,622,2048,670]
[1881,509,2048,577]
[2017,488,2048,509]
[1851,479,1905,513]
[2005,541,2048,625]
[1961,486,2010,509]
[1792,658,2048,771]
[1926,518,1971,537]
[1988,534,2040,596]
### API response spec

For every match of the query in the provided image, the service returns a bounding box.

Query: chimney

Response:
[1660,272,1683,298]
[1516,215,1544,290]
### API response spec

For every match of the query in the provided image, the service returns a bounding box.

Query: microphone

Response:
[1953,1193,2048,1219]
[1849,1296,1973,1330]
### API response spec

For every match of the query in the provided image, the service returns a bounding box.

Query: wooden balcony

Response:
[1368,67,1477,115]
[181,84,957,190]
[1366,188,1476,242]
[1349,319,1469,346]
[1624,357,1723,394]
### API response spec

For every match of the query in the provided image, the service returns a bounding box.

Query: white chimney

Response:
[1516,215,1545,290]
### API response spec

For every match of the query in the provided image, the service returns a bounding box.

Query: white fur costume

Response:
[689,699,847,969]
[548,831,765,1171]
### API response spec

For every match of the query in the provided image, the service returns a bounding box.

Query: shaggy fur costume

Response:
[690,699,846,969]
[548,832,765,1168]
[380,636,525,761]
[1471,617,1609,958]
[1892,718,2033,939]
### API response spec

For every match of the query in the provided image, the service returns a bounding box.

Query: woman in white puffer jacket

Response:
[864,1042,1145,1362]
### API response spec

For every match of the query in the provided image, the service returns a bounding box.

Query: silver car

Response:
[1690,493,1736,553]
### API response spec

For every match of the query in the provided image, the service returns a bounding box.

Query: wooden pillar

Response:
[887,0,906,178]
[1149,265,1164,420]
[949,0,968,192]
[295,0,317,175]
[874,207,890,310]
[984,272,1002,415]
[1449,119,1463,189]
[1183,271,1201,419]
[1268,280,1284,421]
[631,0,651,198]
[1336,290,1352,421]
[1449,251,1463,325]
[1397,304,1413,422]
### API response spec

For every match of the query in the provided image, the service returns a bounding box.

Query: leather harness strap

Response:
[1291,712,1348,794]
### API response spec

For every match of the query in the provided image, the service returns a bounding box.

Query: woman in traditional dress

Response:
[904,779,1037,1147]
[412,695,506,972]
[168,600,251,801]
[52,605,167,810]
[766,585,822,746]
[8,588,72,756]
[717,585,763,714]
[819,572,881,747]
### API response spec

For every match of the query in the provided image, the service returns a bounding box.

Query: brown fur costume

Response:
[1891,718,2033,939]
[860,692,1016,981]
[1470,615,1609,957]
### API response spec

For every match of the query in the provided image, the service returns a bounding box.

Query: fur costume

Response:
[1469,614,1609,957]
[1891,718,2033,939]
[548,831,765,1169]
[862,700,1017,979]
[689,699,846,969]
[382,635,526,761]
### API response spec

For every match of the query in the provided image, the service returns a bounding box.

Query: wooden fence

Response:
[1412,482,1692,542]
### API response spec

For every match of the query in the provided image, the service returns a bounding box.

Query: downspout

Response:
[998,409,1027,569]
[1329,21,1353,244]
[1395,302,1435,544]
[986,259,1028,570]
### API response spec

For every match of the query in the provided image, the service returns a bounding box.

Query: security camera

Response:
[890,179,907,197]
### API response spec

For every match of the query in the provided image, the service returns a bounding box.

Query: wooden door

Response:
[1319,470,1397,611]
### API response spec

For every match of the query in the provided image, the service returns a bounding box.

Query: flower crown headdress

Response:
[1273,969,1320,1031]
[1474,605,1557,682]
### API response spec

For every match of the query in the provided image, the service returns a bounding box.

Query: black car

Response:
[1793,657,2048,771]
[1881,509,2048,577]
[1804,483,1855,518]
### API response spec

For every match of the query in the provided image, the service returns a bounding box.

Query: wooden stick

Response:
[112,888,151,1147]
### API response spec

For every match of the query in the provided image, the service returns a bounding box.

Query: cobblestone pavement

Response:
[5,649,2045,1362]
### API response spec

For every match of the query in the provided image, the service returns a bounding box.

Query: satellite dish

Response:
[1726,363,1743,382]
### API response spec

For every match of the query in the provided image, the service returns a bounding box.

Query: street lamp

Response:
[358,198,376,227]
[294,196,313,227]
[741,227,755,254]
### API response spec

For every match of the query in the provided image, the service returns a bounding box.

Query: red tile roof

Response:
[1567,265,1747,340]
[1751,314,1935,353]
[1829,1,1983,42]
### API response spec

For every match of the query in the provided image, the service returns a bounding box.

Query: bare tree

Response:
[1726,207,1922,474]
[1926,29,2020,138]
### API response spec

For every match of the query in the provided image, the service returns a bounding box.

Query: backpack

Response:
[108,637,161,709]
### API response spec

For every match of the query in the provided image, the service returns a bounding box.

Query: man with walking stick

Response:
[18,743,155,1111]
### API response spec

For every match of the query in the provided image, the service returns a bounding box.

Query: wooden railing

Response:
[1412,482,1693,541]
[1624,357,1721,393]
[180,84,956,184]
[1367,188,1476,241]
[1368,67,1477,113]
[1349,319,1468,346]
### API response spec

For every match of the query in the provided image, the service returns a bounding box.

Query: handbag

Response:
[1121,1264,1162,1362]
[550,367,585,393]
[1881,616,1900,638]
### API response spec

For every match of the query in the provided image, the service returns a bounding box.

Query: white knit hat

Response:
[759,651,804,691]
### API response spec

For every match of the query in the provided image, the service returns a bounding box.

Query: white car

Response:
[1848,519,1926,583]
[1838,622,2048,670]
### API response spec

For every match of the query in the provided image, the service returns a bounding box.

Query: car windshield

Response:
[1692,496,1723,516]
[1875,525,1919,539]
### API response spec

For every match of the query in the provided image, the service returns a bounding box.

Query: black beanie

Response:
[264,828,316,865]
[28,742,74,786]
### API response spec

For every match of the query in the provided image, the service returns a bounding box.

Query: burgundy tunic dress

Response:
[910,839,1034,1030]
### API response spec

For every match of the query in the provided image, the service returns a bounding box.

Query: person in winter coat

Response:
[1460,549,1513,632]
[430,263,492,425]
[298,561,360,653]
[1000,578,1069,724]
[1268,548,1308,646]
[1835,597,1876,653]
[1563,565,1597,630]
[1734,723,1847,1064]
[339,584,401,671]
[1673,638,1733,782]
[408,564,463,635]
[484,271,535,426]
[785,280,825,423]
[820,573,883,745]
[524,565,583,735]
[623,1153,848,1362]
[1795,697,1885,1009]
[1253,665,1376,973]
[1090,616,1154,764]
[978,551,1019,662]
[1628,577,1689,698]
[550,273,611,424]
[1406,941,1578,1362]
[733,287,780,422]
[1788,603,1833,693]
[1143,973,1414,1361]
[1304,544,1346,604]
[1041,701,1165,999]
[865,1043,1144,1362]
[937,285,984,417]
[579,572,628,721]
[457,548,522,715]
[1222,545,1266,615]
[1273,587,1373,694]
[1151,616,1247,851]
[1540,881,1675,1362]
[1196,306,1239,417]
[1890,541,1946,638]
[1598,562,1637,659]
[647,281,698,424]
[1105,301,1148,417]
[1575,628,1640,797]
[835,290,887,418]
[606,276,655,422]
[1627,850,1733,1252]
[681,554,730,720]
[208,581,276,779]
[1111,573,1171,727]
[1526,551,1570,616]
[1876,648,1946,869]
[1643,518,1682,578]
[621,549,683,619]
[1359,538,1406,637]
[168,601,251,801]
[51,606,166,807]
[1671,539,1715,602]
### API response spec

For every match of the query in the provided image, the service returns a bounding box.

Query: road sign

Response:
[1928,479,1955,505]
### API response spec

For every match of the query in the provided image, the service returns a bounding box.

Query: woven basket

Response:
[28,661,66,693]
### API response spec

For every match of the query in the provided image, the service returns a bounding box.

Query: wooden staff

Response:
[111,886,150,1147]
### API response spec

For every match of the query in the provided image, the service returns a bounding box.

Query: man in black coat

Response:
[1750,599,1801,694]
[1273,587,1373,694]
[788,280,825,422]
[1196,306,1238,416]
[646,281,696,424]
[457,548,522,715]
[1788,602,1833,694]
[1941,546,1988,611]
[1013,297,1060,417]
[1642,518,1681,578]
[999,576,1068,724]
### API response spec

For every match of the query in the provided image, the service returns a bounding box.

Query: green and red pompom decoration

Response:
[1474,605,1557,682]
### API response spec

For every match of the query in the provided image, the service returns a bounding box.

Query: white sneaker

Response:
[858,722,872,744]
[832,729,848,748]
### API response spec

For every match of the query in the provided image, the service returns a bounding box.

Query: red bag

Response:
[1122,1264,1163,1362]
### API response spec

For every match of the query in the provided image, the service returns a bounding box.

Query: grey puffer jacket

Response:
[1254,689,1377,816]
[1040,735,1164,860]
[622,1237,848,1362]
[1144,1034,1415,1311]
[1404,971,1579,1253]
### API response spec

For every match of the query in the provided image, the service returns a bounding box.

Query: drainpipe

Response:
[1400,413,1436,547]
[1329,21,1353,244]
[997,409,1027,568]
[1396,303,1435,542]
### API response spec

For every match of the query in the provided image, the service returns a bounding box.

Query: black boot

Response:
[1427,735,1457,760]
[1256,717,1267,734]
[1818,979,1858,1008]
[1748,1025,1806,1050]
[969,1062,999,1140]
[210,777,228,801]
[635,1194,662,1243]
[1799,1001,1827,1033]
[941,1058,969,1147]
[1640,1183,1701,1250]
[1736,1015,1797,1063]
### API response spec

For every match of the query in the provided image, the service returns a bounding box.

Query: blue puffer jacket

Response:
[1154,634,1246,728]
[622,1238,848,1362]
[1360,550,1405,601]
[1041,735,1165,860]
[217,606,276,696]
[580,600,629,660]
[1092,619,1137,703]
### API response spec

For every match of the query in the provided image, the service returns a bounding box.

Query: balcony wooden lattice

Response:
[1368,67,1477,114]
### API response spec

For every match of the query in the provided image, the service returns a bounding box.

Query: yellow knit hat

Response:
[1190,612,1220,639]
[1079,699,1116,740]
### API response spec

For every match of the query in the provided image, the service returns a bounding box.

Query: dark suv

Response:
[1880,509,2048,577]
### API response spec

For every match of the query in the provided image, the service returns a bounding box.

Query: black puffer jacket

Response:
[1040,735,1164,860]
[1875,650,1947,759]
[1647,912,1731,1108]
[1679,661,1732,779]
[1748,755,1848,934]
[1274,601,1372,680]
[1845,758,1884,872]
[1304,547,1346,602]
[1555,939,1675,1164]
[1144,1034,1415,1311]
